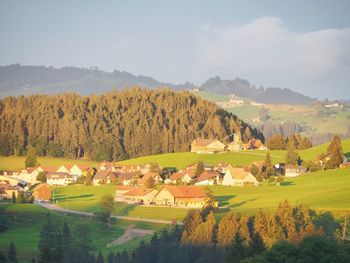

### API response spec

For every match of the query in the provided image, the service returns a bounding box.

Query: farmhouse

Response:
[0,182,18,199]
[190,139,226,154]
[227,133,242,151]
[93,170,118,185]
[154,186,207,208]
[285,165,307,177]
[195,171,221,186]
[70,164,92,177]
[165,170,196,184]
[118,172,135,186]
[139,173,163,185]
[222,165,259,186]
[122,187,158,205]
[46,172,73,186]
[33,184,51,201]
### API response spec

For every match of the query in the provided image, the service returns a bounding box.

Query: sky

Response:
[0,0,350,99]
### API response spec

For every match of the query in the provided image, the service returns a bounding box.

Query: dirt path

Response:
[35,202,182,225]
[107,226,155,247]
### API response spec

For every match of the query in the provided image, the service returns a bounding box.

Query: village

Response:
[0,136,313,209]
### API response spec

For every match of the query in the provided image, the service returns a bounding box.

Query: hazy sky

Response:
[1,0,350,99]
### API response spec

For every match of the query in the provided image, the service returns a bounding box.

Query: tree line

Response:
[0,88,263,161]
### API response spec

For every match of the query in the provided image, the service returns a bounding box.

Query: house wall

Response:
[242,173,259,185]
[222,171,234,186]
[175,198,206,208]
[124,190,158,205]
[285,169,299,177]
[70,166,84,176]
[57,166,70,173]
[154,189,175,206]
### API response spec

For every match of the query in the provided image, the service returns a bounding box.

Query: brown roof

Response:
[0,184,16,191]
[227,167,249,180]
[196,171,219,182]
[41,166,58,173]
[164,186,206,198]
[124,187,155,196]
[191,139,217,147]
[118,172,135,181]
[72,164,91,170]
[139,173,161,185]
[94,170,117,180]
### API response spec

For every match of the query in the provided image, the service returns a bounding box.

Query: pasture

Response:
[0,203,163,262]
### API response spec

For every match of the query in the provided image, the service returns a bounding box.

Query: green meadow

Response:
[0,203,163,262]
[52,167,350,222]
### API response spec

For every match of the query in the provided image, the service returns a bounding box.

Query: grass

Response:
[0,203,163,262]
[212,167,350,218]
[54,184,188,221]
[53,167,350,223]
[0,156,97,171]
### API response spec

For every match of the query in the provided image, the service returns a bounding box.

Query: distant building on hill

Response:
[285,165,307,177]
[190,138,226,154]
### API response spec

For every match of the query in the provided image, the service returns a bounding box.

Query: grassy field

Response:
[54,184,188,221]
[213,167,350,218]
[0,156,96,171]
[52,167,350,222]
[0,203,163,262]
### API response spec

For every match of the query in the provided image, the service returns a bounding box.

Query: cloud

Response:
[195,17,350,99]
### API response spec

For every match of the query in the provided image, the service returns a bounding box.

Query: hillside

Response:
[195,91,350,143]
[0,88,263,161]
[0,64,317,105]
[118,139,350,168]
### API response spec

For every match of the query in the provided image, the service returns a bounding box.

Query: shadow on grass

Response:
[229,198,258,208]
[344,151,350,159]
[281,181,294,186]
[116,203,136,216]
[216,195,235,206]
[56,194,95,201]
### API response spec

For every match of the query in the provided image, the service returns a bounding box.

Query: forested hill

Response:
[0,64,315,105]
[0,88,263,161]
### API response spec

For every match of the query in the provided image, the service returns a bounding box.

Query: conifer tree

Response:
[7,242,17,263]
[25,146,37,168]
[0,250,6,263]
[326,135,344,168]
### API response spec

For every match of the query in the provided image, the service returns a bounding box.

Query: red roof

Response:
[116,185,134,191]
[196,171,219,182]
[164,186,206,198]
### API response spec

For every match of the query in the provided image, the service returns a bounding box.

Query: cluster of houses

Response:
[190,135,266,154]
[115,185,210,208]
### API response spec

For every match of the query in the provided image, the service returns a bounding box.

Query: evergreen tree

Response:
[225,233,250,263]
[7,242,17,263]
[326,135,344,168]
[39,213,57,251]
[0,250,6,263]
[182,210,203,242]
[25,146,38,168]
[195,161,205,177]
[38,245,50,263]
[0,211,8,232]
[217,212,240,246]
[285,145,300,165]
[95,252,104,263]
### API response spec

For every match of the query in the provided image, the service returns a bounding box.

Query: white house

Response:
[195,171,220,186]
[166,170,196,184]
[46,172,73,186]
[223,165,259,186]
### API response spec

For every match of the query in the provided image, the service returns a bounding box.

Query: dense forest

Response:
[0,88,263,161]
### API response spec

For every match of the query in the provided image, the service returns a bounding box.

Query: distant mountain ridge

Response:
[0,64,315,105]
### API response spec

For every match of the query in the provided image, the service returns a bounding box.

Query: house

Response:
[165,170,196,184]
[249,139,266,150]
[118,172,136,186]
[98,162,118,172]
[93,170,118,185]
[70,164,92,177]
[139,173,163,186]
[116,164,142,173]
[0,175,22,186]
[154,186,207,208]
[33,184,51,201]
[122,187,158,205]
[215,162,230,174]
[0,182,18,199]
[195,171,220,186]
[115,185,135,202]
[285,165,307,177]
[190,139,226,154]
[222,165,259,186]
[46,172,73,186]
[57,165,72,174]
[16,166,42,184]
